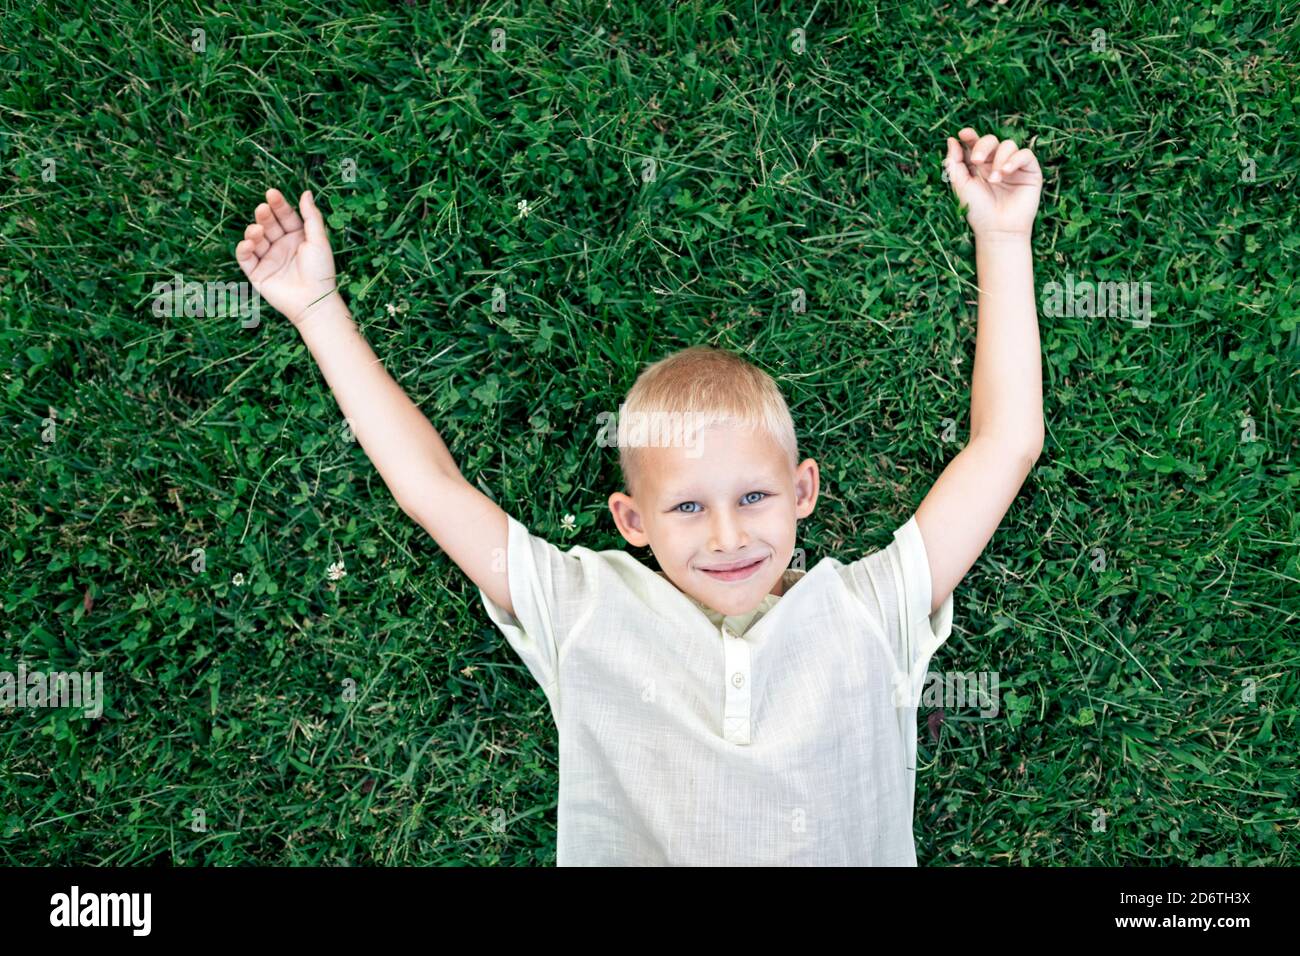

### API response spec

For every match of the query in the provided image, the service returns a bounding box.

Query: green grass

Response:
[1,0,1296,865]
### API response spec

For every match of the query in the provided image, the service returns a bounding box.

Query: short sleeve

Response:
[838,514,955,706]
[476,514,599,709]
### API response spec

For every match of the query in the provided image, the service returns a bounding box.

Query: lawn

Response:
[1,0,1296,865]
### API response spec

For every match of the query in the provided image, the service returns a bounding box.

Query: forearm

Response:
[968,233,1044,451]
[294,296,463,510]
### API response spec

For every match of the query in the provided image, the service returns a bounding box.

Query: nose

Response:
[707,506,749,553]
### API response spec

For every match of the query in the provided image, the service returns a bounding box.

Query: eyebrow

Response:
[660,478,781,501]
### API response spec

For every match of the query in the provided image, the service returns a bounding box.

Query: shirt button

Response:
[731,672,745,688]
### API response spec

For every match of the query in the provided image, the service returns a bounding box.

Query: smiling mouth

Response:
[698,555,769,582]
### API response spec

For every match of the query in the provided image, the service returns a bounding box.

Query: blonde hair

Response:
[615,345,799,497]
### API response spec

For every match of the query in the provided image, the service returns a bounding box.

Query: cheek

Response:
[758,508,795,539]
[652,529,691,564]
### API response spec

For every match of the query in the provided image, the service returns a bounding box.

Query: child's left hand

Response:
[944,127,1043,240]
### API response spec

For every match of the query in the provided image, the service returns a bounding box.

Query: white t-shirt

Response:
[477,512,955,865]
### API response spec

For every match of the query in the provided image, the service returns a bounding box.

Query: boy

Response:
[234,126,1044,865]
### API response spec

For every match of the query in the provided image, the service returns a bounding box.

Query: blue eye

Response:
[676,494,764,515]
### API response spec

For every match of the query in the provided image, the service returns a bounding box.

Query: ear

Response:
[793,458,820,518]
[608,491,650,547]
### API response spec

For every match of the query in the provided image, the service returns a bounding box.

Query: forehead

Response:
[639,422,788,495]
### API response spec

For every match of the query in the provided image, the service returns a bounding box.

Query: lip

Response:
[698,555,769,582]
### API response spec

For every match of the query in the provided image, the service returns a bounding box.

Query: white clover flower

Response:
[560,513,576,531]
[386,303,397,316]
[327,560,347,581]
[232,573,245,586]
[516,198,532,218]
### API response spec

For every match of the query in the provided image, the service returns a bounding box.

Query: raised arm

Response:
[235,188,514,615]
[915,129,1046,614]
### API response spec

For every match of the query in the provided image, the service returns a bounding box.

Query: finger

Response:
[244,222,270,258]
[265,188,305,234]
[300,190,328,246]
[235,239,259,277]
[254,202,285,242]
[989,140,1018,182]
[944,136,974,189]
[970,133,1001,165]
[999,148,1042,179]
[957,127,979,146]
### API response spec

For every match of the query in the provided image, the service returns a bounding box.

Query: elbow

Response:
[999,431,1044,475]
[1023,430,1045,471]
[974,424,1044,471]
[395,484,433,525]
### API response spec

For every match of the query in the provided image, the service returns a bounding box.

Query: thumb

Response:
[300,190,329,245]
[943,137,974,192]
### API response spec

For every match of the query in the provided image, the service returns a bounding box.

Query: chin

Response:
[706,584,768,615]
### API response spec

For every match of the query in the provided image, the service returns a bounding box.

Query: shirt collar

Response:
[654,568,807,635]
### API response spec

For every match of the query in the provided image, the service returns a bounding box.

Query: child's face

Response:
[608,422,819,617]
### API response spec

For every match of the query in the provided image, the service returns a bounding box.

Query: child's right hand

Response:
[943,128,1042,241]
[235,188,343,326]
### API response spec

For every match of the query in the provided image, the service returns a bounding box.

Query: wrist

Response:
[294,295,356,350]
[293,292,351,333]
[974,229,1033,246]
